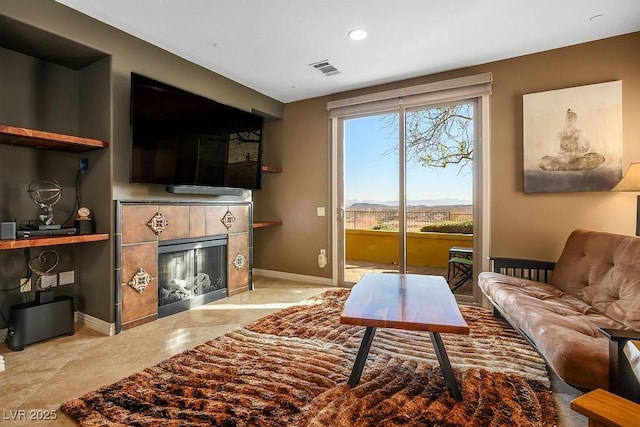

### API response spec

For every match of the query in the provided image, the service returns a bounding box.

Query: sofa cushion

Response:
[550,229,640,331]
[479,272,629,390]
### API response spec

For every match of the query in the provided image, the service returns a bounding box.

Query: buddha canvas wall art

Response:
[523,81,622,193]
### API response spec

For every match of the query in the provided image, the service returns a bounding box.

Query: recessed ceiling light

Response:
[348,29,368,41]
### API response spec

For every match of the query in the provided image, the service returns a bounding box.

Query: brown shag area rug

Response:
[61,289,557,426]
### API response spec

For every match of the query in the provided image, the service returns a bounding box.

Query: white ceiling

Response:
[55,0,640,103]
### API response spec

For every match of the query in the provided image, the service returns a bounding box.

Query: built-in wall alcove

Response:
[0,15,112,328]
[115,201,252,332]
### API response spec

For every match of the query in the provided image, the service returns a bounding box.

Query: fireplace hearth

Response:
[157,235,227,317]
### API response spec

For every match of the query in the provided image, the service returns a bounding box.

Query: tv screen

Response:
[130,73,263,190]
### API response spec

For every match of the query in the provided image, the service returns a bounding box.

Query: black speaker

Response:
[75,219,94,234]
[6,296,74,351]
[165,185,243,196]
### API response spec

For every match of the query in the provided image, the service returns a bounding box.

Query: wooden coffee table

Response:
[340,273,470,400]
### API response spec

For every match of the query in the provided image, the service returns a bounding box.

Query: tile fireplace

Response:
[116,201,251,332]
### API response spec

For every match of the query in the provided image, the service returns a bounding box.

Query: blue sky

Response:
[344,114,473,205]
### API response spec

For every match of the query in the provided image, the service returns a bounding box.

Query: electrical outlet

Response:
[79,157,89,172]
[40,274,57,289]
[318,249,327,268]
[59,270,75,285]
[19,278,31,293]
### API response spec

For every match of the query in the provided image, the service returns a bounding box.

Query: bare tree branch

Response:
[381,104,473,173]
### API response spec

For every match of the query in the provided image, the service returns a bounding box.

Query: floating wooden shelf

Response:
[0,233,109,250]
[252,221,283,229]
[0,125,109,152]
[261,165,282,173]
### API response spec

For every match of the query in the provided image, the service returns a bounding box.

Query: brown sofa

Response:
[478,228,640,400]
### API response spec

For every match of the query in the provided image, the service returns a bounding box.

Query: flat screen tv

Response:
[130,72,263,190]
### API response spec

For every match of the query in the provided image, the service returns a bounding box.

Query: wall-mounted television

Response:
[130,72,263,190]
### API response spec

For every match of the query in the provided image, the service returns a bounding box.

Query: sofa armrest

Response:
[599,328,640,342]
[488,257,556,283]
[599,328,640,403]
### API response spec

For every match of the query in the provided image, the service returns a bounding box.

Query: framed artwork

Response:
[523,81,623,193]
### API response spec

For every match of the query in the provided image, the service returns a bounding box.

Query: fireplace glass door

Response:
[158,236,227,317]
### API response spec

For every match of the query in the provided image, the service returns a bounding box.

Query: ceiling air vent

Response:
[309,60,340,76]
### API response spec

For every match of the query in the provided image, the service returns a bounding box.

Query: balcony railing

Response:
[345,209,472,232]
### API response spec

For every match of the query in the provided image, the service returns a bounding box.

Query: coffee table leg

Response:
[430,332,462,401]
[348,326,376,387]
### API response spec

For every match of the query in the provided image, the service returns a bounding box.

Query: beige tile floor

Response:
[0,276,586,426]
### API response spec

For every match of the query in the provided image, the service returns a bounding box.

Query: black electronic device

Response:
[17,227,76,238]
[1,221,16,239]
[6,295,74,351]
[130,72,264,190]
[165,185,243,196]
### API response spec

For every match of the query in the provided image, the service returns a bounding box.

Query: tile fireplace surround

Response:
[115,201,251,332]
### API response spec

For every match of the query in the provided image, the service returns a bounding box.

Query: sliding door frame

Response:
[329,73,492,304]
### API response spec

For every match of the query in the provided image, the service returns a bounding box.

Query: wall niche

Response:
[0,15,112,327]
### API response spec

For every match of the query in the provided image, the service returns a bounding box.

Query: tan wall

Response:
[253,98,331,277]
[254,32,640,277]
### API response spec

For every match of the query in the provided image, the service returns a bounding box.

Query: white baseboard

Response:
[253,269,333,286]
[75,311,116,336]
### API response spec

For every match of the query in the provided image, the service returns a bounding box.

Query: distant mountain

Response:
[346,198,471,208]
[347,202,393,210]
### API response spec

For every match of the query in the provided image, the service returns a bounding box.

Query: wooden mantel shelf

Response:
[253,221,283,229]
[0,233,109,250]
[0,125,109,152]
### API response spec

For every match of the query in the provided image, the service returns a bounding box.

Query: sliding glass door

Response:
[341,112,400,284]
[404,102,475,297]
[337,100,476,299]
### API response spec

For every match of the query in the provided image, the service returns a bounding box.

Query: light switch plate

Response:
[19,278,31,293]
[40,274,57,289]
[317,207,325,217]
[59,270,75,285]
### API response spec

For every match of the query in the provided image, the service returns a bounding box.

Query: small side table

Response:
[570,388,640,427]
